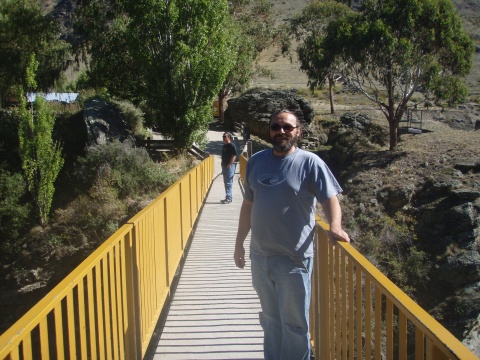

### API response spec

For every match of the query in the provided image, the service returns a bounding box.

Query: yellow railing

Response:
[0,155,214,360]
[239,153,477,360]
[311,217,477,360]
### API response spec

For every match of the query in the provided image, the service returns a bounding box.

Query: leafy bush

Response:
[356,213,431,297]
[73,140,176,197]
[54,110,87,163]
[0,109,21,169]
[112,99,148,139]
[53,183,127,243]
[52,141,197,248]
[0,170,32,262]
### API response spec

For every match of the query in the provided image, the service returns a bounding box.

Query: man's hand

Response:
[328,226,350,245]
[321,196,350,245]
[234,245,246,269]
[234,199,252,269]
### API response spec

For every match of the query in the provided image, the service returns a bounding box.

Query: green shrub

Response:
[112,99,147,139]
[356,213,431,297]
[73,140,176,197]
[53,184,126,242]
[75,70,90,91]
[0,169,33,261]
[0,110,21,169]
[0,110,19,149]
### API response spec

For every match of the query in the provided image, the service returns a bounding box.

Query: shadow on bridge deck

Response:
[148,124,263,360]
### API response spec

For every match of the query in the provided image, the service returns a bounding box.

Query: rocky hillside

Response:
[322,108,479,354]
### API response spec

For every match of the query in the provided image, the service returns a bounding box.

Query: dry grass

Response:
[256,0,480,98]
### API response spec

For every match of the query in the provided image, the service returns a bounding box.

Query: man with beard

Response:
[233,109,350,360]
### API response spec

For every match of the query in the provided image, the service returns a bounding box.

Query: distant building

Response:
[26,93,79,104]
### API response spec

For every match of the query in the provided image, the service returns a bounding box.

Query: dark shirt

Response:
[221,142,237,167]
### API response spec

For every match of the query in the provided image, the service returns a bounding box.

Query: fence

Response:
[0,156,214,360]
[311,217,477,359]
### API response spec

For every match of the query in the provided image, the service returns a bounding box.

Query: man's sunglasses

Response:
[270,123,298,132]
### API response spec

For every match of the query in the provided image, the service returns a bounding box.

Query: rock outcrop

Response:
[224,89,320,149]
[83,97,132,146]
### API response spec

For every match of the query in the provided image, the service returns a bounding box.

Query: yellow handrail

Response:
[0,155,214,360]
[311,213,477,359]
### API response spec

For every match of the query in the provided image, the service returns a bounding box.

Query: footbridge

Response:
[0,125,477,360]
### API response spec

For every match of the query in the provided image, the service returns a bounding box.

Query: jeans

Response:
[251,253,313,360]
[222,164,235,201]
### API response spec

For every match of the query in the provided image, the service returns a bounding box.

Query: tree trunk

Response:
[389,120,398,150]
[218,89,228,124]
[328,75,335,115]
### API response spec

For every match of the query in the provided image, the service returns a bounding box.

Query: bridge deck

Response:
[150,125,263,359]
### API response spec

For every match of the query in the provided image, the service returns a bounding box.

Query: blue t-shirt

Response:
[244,148,342,260]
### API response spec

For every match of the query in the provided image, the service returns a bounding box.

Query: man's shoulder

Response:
[296,149,325,163]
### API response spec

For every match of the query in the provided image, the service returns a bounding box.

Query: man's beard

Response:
[271,133,299,153]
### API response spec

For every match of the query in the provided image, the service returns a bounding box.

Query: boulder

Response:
[324,112,388,165]
[415,197,479,252]
[83,97,132,146]
[378,184,415,213]
[463,313,480,357]
[429,282,480,353]
[438,251,480,288]
[224,89,316,146]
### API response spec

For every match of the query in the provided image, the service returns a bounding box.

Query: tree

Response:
[73,0,143,101]
[217,0,275,124]
[132,0,236,148]
[287,1,352,114]
[75,0,236,150]
[17,54,64,226]
[0,0,71,105]
[299,0,475,150]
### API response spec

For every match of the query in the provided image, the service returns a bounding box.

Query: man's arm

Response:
[321,195,350,243]
[234,199,253,268]
[227,154,236,168]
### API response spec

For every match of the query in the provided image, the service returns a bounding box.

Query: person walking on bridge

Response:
[221,132,237,204]
[233,109,350,360]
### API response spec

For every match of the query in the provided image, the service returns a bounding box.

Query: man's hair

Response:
[269,109,301,126]
[223,132,232,140]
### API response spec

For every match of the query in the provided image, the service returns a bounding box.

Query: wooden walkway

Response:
[149,126,264,359]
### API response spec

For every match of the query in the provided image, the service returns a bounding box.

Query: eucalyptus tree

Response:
[287,1,352,114]
[75,0,236,150]
[0,0,70,105]
[305,0,474,150]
